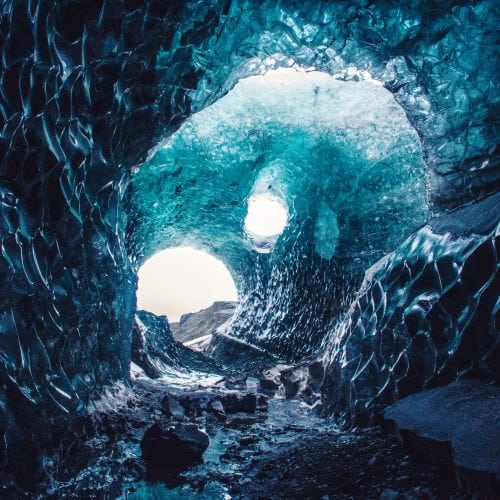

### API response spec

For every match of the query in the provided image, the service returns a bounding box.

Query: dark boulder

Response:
[176,392,212,416]
[220,392,257,413]
[384,379,500,498]
[259,377,280,394]
[141,423,209,470]
[280,368,303,399]
[257,394,269,411]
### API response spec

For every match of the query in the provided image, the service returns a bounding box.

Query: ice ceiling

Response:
[0,0,497,488]
[127,69,428,357]
[129,69,427,263]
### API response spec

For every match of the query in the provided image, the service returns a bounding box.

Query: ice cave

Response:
[0,1,498,498]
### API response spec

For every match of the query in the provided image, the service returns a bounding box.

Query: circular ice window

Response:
[244,195,288,252]
[244,195,288,237]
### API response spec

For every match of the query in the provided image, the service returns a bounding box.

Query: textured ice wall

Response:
[0,0,232,488]
[128,71,428,359]
[0,0,498,488]
[321,193,499,425]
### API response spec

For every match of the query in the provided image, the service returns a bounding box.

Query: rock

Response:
[224,375,248,390]
[225,416,258,428]
[256,394,268,411]
[384,379,500,498]
[161,395,185,419]
[239,436,258,446]
[280,369,303,399]
[177,392,211,416]
[100,414,123,440]
[131,419,147,429]
[170,301,237,344]
[258,364,290,394]
[308,360,324,380]
[259,377,280,394]
[208,398,226,418]
[277,360,322,403]
[120,457,146,479]
[220,392,257,413]
[141,423,209,470]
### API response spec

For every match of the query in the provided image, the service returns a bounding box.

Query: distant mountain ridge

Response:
[170,301,237,343]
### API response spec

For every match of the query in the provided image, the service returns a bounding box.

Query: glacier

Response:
[0,0,498,494]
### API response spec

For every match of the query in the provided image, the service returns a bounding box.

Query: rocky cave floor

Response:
[41,369,455,499]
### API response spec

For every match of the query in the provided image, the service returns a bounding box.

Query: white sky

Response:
[136,247,237,322]
[245,195,288,237]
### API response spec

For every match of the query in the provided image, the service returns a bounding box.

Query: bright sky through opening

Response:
[244,195,288,237]
[137,247,237,322]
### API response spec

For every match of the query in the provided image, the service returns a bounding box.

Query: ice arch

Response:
[127,69,428,360]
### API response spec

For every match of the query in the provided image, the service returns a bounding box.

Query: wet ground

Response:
[44,370,448,499]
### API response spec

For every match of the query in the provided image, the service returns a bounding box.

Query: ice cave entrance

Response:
[136,247,237,323]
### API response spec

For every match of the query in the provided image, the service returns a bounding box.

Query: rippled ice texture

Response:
[0,0,496,490]
[128,69,428,359]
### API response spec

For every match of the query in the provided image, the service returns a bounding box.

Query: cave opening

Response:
[244,194,288,239]
[136,246,238,347]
